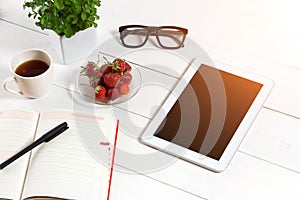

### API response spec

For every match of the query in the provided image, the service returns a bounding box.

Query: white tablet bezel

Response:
[140,57,274,172]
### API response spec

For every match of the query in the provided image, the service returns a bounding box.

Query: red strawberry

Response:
[120,73,132,84]
[82,62,100,77]
[113,58,132,72]
[119,83,130,95]
[97,73,105,86]
[107,88,120,100]
[95,85,106,100]
[113,58,126,72]
[104,73,121,88]
[100,64,112,75]
[124,63,132,72]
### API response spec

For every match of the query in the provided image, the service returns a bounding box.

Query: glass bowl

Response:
[77,55,142,105]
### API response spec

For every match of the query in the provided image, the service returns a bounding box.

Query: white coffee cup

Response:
[3,49,53,98]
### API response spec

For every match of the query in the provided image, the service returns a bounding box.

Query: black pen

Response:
[0,122,69,170]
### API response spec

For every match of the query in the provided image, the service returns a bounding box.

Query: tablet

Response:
[140,57,274,172]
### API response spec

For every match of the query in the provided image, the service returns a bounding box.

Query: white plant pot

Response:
[48,28,99,64]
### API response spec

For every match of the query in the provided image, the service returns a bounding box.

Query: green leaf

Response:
[54,0,65,10]
[81,13,87,21]
[23,0,101,38]
[74,5,82,14]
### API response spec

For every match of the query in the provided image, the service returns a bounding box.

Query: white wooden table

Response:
[1,0,299,199]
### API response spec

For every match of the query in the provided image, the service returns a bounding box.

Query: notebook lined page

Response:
[0,110,38,200]
[22,111,114,200]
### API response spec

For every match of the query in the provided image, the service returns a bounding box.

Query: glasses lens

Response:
[157,28,185,48]
[121,27,148,47]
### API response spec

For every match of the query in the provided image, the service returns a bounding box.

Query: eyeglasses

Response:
[119,25,188,49]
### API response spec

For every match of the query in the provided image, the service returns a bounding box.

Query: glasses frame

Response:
[119,25,188,49]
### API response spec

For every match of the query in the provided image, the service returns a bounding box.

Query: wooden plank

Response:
[0,20,55,68]
[110,165,207,200]
[240,108,300,173]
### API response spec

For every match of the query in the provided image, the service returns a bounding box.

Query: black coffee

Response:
[15,60,49,77]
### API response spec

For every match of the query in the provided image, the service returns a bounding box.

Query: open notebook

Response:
[0,110,118,200]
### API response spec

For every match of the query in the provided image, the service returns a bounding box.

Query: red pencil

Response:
[107,119,120,200]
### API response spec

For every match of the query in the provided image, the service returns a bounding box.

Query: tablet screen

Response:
[154,64,263,160]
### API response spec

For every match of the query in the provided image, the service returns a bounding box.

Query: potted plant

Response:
[23,0,102,64]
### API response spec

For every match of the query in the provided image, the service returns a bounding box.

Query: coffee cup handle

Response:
[3,77,23,96]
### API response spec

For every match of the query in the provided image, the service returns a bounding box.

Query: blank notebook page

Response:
[0,110,38,200]
[22,111,114,200]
